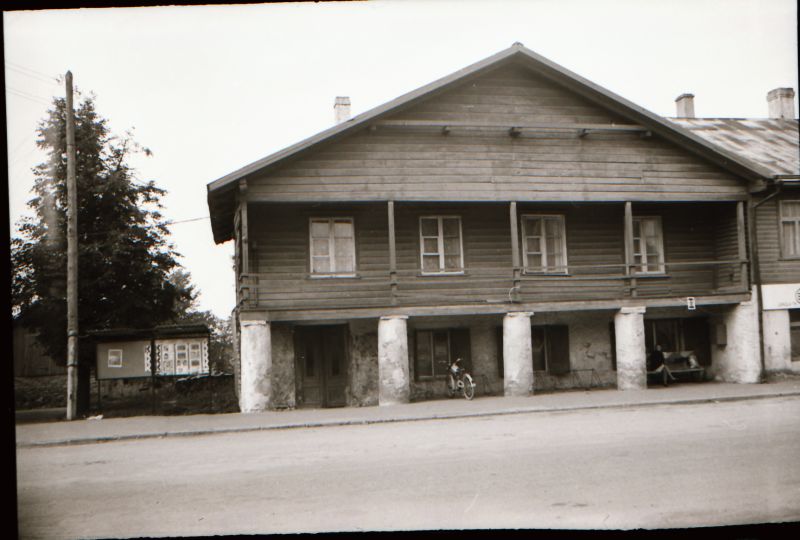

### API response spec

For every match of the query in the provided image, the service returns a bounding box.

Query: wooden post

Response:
[388,201,397,305]
[624,201,637,298]
[509,202,521,301]
[736,200,748,291]
[238,179,251,307]
[65,71,79,421]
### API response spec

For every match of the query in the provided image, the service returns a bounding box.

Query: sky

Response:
[5,0,798,319]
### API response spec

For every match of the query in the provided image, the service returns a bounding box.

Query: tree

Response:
[180,309,235,374]
[11,92,194,368]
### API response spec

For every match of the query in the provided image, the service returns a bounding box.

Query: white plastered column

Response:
[239,318,272,412]
[614,306,647,390]
[503,312,533,397]
[378,315,410,405]
[712,290,762,383]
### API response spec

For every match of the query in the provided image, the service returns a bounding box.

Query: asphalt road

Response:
[15,396,800,537]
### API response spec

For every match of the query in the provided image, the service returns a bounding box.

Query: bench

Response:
[647,351,705,386]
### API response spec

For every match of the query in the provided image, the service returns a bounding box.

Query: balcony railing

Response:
[237,258,749,312]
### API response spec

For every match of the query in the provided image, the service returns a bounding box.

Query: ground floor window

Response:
[791,310,800,362]
[414,328,470,380]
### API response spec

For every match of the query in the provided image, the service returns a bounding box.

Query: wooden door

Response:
[296,326,347,408]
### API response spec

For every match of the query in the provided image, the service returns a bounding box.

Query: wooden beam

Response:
[376,119,647,132]
[624,201,637,298]
[737,200,748,291]
[388,200,397,305]
[509,201,521,301]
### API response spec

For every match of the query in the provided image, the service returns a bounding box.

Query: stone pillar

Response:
[763,309,793,373]
[378,316,410,405]
[503,312,533,397]
[711,290,762,383]
[239,318,271,413]
[614,306,646,390]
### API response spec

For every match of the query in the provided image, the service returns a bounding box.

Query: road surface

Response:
[15,396,800,537]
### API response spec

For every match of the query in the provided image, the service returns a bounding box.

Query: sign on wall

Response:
[144,338,210,376]
[761,283,800,311]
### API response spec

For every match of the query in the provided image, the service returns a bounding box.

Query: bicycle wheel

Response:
[462,374,475,400]
[446,374,457,398]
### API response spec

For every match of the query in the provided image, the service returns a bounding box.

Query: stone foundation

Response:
[270,324,296,409]
[378,316,410,405]
[349,319,379,406]
[239,318,271,412]
[614,306,647,390]
[503,312,533,396]
[710,289,762,383]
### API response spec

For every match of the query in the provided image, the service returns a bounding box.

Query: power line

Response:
[6,64,61,86]
[5,60,60,83]
[6,87,51,106]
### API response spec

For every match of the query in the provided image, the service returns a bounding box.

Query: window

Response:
[631,216,665,274]
[521,215,567,274]
[189,343,201,373]
[415,328,470,379]
[310,218,356,276]
[419,216,463,274]
[108,349,123,368]
[780,201,800,259]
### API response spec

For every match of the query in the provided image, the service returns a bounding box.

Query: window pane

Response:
[433,332,449,374]
[442,218,460,237]
[443,237,461,257]
[416,331,432,377]
[333,220,353,238]
[421,218,438,236]
[528,253,542,269]
[312,238,329,257]
[423,238,439,253]
[444,255,461,270]
[312,256,330,273]
[526,237,541,254]
[422,254,440,272]
[334,237,355,272]
[310,220,330,238]
[527,218,542,235]
[783,222,798,256]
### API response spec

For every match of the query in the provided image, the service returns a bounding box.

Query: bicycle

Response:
[446,358,475,400]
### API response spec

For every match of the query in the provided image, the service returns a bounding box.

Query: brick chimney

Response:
[767,87,795,119]
[334,96,351,124]
[675,93,695,118]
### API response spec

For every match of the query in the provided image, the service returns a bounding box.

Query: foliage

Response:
[11,93,195,365]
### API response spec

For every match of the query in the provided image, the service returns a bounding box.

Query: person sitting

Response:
[647,345,666,372]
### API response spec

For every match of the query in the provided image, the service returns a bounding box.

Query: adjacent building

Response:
[207,43,798,412]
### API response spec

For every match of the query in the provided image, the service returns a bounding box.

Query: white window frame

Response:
[309,217,357,278]
[779,200,800,259]
[521,214,568,274]
[419,216,465,275]
[630,216,666,275]
[108,349,123,368]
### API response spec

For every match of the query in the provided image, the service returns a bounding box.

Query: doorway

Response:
[295,325,348,408]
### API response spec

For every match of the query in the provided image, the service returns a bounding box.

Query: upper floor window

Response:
[632,216,665,274]
[310,218,356,276]
[521,215,567,274]
[780,201,800,259]
[420,216,463,274]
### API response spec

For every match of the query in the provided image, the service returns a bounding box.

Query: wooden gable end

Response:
[247,62,748,203]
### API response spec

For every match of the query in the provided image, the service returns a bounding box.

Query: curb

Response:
[17,389,800,449]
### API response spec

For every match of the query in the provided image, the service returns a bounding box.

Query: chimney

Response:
[675,93,695,118]
[334,96,351,124]
[767,87,795,119]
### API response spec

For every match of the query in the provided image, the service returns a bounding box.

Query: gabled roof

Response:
[208,43,775,243]
[670,118,799,177]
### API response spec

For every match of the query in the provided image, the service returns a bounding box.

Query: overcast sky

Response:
[5,0,798,318]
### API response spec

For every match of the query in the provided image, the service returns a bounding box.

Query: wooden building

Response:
[207,44,782,412]
[672,92,800,374]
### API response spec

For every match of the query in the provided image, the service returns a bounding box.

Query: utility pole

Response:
[65,71,79,421]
